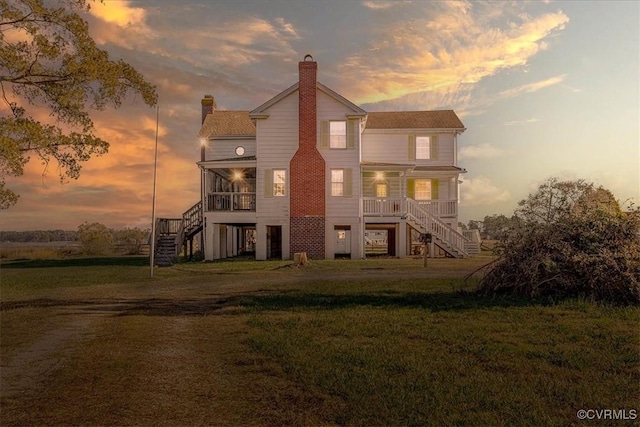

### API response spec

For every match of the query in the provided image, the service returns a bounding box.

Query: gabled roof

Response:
[365,110,465,130]
[198,110,255,139]
[249,82,366,118]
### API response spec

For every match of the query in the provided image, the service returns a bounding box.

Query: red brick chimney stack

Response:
[289,55,326,259]
[201,95,216,161]
[201,94,216,124]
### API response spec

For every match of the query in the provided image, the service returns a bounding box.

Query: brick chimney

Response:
[201,95,216,161]
[289,55,326,259]
[201,94,216,124]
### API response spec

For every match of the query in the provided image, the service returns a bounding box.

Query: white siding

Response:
[362,175,402,198]
[317,90,362,220]
[362,131,455,166]
[205,138,256,161]
[255,91,298,220]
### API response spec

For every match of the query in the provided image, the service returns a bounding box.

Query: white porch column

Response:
[398,221,407,258]
[212,223,221,260]
[256,223,267,260]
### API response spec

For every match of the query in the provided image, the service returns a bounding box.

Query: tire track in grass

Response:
[1,313,99,399]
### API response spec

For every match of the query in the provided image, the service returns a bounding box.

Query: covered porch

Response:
[201,161,257,213]
[361,163,464,220]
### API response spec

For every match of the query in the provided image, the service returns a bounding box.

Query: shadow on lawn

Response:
[1,291,550,316]
[1,256,149,269]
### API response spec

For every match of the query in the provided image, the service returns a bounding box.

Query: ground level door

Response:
[335,226,351,255]
[266,226,282,259]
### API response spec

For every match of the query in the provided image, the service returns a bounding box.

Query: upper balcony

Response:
[206,192,256,212]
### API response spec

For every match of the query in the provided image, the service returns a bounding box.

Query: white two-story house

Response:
[187,56,471,261]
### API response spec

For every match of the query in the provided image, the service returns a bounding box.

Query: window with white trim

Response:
[273,169,286,196]
[416,136,430,159]
[376,183,388,198]
[415,179,432,200]
[331,169,344,196]
[330,121,347,149]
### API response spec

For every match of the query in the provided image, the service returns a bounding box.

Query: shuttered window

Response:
[331,169,344,196]
[411,178,439,200]
[329,121,346,148]
[263,169,285,198]
[331,168,352,197]
[415,179,431,200]
[416,136,430,159]
[410,135,439,160]
[321,120,356,149]
[273,169,286,196]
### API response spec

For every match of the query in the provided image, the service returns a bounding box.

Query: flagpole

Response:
[150,103,159,277]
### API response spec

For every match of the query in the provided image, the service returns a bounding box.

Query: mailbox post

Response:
[422,232,433,267]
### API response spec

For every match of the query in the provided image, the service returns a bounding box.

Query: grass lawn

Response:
[1,255,638,425]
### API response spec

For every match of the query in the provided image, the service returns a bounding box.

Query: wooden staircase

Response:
[152,201,203,266]
[405,199,469,258]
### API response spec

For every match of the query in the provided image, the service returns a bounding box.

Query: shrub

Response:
[77,222,114,255]
[114,227,149,255]
[478,179,640,304]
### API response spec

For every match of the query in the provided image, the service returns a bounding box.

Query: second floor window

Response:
[416,136,430,159]
[330,121,347,148]
[273,169,286,196]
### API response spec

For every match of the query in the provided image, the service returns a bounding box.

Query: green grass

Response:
[1,256,638,426]
[244,294,639,425]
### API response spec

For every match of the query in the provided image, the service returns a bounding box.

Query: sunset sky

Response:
[1,0,638,231]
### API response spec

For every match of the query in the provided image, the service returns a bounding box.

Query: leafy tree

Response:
[467,220,482,232]
[114,226,149,255]
[478,178,640,305]
[77,221,112,255]
[482,214,516,240]
[0,0,157,208]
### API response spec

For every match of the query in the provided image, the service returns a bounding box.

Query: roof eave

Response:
[364,127,466,132]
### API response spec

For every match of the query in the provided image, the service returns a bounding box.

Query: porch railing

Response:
[417,199,457,216]
[405,199,468,257]
[362,197,468,257]
[156,218,182,236]
[363,198,457,217]
[206,192,256,212]
[362,198,406,216]
[182,201,202,234]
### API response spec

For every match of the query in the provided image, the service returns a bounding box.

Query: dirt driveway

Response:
[1,258,489,425]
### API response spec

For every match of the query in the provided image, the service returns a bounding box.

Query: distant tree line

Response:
[1,224,150,255]
[0,230,77,242]
[460,214,519,240]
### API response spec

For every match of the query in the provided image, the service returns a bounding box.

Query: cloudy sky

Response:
[2,0,638,231]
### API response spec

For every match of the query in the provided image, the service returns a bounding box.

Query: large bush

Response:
[77,222,114,255]
[478,179,640,304]
[114,227,149,255]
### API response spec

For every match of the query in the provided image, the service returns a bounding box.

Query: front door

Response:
[335,229,351,254]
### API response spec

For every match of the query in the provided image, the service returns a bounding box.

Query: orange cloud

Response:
[342,4,569,106]
[88,0,146,27]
